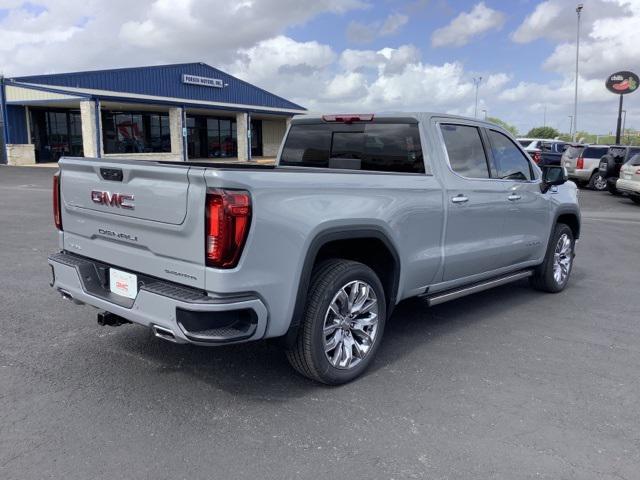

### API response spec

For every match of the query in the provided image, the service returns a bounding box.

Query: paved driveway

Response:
[1,165,639,479]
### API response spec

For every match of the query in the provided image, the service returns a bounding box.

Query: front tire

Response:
[530,223,575,293]
[630,195,640,205]
[286,259,386,385]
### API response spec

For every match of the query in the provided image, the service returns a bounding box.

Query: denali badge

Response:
[91,191,135,209]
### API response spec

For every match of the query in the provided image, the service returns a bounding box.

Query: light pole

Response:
[572,3,583,142]
[473,76,482,118]
[622,109,627,143]
[568,115,573,138]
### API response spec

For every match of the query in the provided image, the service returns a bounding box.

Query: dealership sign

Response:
[182,74,224,88]
[605,71,638,95]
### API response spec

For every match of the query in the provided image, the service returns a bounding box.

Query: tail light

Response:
[532,151,541,164]
[53,171,62,230]
[576,157,584,169]
[206,190,251,268]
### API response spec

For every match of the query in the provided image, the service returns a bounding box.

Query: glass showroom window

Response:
[102,111,171,154]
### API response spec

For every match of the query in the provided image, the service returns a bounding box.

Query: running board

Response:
[424,270,533,306]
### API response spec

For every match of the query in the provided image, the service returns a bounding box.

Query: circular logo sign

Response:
[606,71,639,94]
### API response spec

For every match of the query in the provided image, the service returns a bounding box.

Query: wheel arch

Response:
[555,210,581,239]
[284,226,401,347]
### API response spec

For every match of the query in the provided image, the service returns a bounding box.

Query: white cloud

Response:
[511,0,626,44]
[347,12,409,44]
[431,2,505,48]
[380,13,409,36]
[0,0,365,75]
[543,11,640,78]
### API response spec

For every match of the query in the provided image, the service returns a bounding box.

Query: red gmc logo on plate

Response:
[91,191,135,209]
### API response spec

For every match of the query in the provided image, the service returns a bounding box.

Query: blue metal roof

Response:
[10,62,306,111]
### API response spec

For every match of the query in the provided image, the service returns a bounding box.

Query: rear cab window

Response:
[280,119,426,174]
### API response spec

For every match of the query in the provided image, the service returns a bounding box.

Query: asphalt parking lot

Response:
[1,165,639,480]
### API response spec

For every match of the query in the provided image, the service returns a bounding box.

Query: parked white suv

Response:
[563,144,610,190]
[616,154,640,204]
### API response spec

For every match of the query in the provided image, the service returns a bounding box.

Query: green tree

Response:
[486,117,518,136]
[526,126,560,139]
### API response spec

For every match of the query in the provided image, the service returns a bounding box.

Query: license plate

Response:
[109,268,138,299]
[565,161,571,167]
[624,173,632,180]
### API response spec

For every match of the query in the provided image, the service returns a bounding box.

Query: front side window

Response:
[440,124,489,178]
[487,130,532,181]
[280,122,425,173]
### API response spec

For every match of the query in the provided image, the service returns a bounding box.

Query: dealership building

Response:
[0,62,306,165]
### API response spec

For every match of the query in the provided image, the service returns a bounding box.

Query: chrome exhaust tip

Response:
[151,325,178,343]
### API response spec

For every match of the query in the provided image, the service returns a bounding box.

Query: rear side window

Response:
[280,122,425,173]
[566,146,585,158]
[627,154,640,166]
[582,147,608,158]
[440,124,489,178]
[487,130,532,181]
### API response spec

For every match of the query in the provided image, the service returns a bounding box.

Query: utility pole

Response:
[572,3,583,142]
[482,109,487,120]
[568,115,573,138]
[473,77,482,119]
[543,104,547,127]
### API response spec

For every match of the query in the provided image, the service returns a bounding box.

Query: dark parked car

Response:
[520,140,568,166]
[599,145,640,194]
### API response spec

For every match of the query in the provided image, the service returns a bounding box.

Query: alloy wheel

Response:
[322,280,379,370]
[553,233,573,284]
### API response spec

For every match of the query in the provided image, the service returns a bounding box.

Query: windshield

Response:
[518,140,532,148]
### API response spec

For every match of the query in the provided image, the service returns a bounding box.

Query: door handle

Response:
[451,194,469,204]
[507,194,522,201]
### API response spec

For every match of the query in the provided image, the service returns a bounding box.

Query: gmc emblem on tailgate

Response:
[91,191,135,209]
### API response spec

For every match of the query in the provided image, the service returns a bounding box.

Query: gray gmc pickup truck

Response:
[49,113,580,384]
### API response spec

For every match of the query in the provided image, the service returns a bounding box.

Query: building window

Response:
[101,110,171,154]
[187,115,237,158]
[29,108,83,162]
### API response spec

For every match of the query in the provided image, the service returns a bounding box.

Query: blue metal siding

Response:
[6,105,28,144]
[11,63,305,111]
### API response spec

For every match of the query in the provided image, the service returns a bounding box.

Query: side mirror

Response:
[541,165,567,193]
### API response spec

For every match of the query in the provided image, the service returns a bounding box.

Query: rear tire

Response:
[631,195,640,205]
[286,259,386,385]
[587,172,607,191]
[530,223,575,293]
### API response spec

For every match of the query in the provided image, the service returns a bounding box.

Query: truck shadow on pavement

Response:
[99,277,567,399]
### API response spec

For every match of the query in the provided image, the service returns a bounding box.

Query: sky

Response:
[0,0,638,135]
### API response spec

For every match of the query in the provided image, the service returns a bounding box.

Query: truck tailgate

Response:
[58,158,207,289]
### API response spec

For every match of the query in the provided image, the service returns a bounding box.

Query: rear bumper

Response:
[616,178,640,195]
[48,251,268,345]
